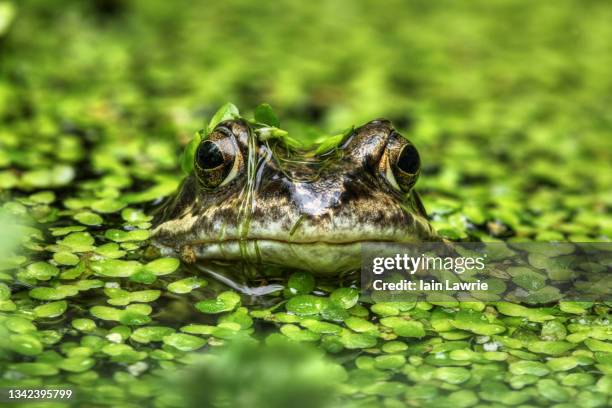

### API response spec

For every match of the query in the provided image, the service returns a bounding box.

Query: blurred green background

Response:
[2,0,610,240]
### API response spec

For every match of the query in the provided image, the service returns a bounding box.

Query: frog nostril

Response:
[396,144,420,175]
[196,141,224,169]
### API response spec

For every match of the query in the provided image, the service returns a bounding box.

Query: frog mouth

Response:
[156,238,390,276]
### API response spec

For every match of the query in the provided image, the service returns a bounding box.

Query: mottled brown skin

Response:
[153,119,438,277]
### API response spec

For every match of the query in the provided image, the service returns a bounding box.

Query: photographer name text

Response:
[372,279,488,291]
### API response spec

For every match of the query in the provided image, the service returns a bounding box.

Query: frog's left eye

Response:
[396,144,420,176]
[381,136,421,193]
[194,136,241,189]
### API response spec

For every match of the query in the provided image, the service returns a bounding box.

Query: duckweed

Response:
[8,334,44,356]
[72,318,97,332]
[163,333,207,351]
[144,257,180,275]
[286,295,326,316]
[339,332,378,349]
[527,341,575,356]
[287,271,316,295]
[537,379,571,402]
[33,300,68,318]
[53,251,80,266]
[196,291,241,314]
[59,356,96,373]
[74,211,104,226]
[330,287,360,309]
[58,232,96,252]
[90,259,142,278]
[167,277,207,294]
[1,1,610,407]
[509,361,550,376]
[380,317,426,338]
[26,261,59,281]
[434,367,471,384]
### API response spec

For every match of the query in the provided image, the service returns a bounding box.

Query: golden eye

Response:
[396,144,420,175]
[380,133,421,193]
[196,140,224,170]
[391,143,420,192]
[194,137,241,189]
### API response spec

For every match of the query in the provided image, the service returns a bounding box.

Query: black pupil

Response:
[196,141,224,169]
[397,144,420,174]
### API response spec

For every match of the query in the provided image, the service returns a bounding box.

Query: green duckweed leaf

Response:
[180,324,216,335]
[94,243,126,259]
[34,300,68,318]
[90,259,142,278]
[561,373,595,387]
[5,316,36,333]
[118,312,150,326]
[131,326,176,343]
[144,257,180,275]
[74,211,103,226]
[106,289,160,306]
[330,287,359,309]
[451,309,505,335]
[195,291,241,314]
[121,208,152,223]
[91,199,126,214]
[59,357,95,373]
[537,379,570,402]
[11,362,59,376]
[585,338,612,353]
[53,251,80,266]
[254,103,280,128]
[50,225,87,236]
[509,361,550,376]
[434,367,471,384]
[130,270,157,284]
[381,341,408,353]
[300,319,342,334]
[218,307,253,329]
[286,294,326,316]
[181,131,203,174]
[527,341,575,355]
[374,354,406,370]
[72,318,96,332]
[58,232,95,252]
[26,261,59,281]
[104,229,150,242]
[30,285,79,300]
[280,324,320,342]
[380,317,425,338]
[167,277,207,294]
[90,305,122,321]
[340,332,378,349]
[345,316,378,334]
[9,334,44,356]
[207,103,240,134]
[287,272,315,295]
[163,333,206,351]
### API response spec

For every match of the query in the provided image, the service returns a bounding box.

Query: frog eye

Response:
[194,138,241,189]
[196,141,224,169]
[396,144,420,175]
[382,138,421,193]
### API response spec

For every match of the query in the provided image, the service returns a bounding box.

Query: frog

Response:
[152,118,438,284]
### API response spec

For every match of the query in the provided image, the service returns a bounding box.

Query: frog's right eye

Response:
[196,141,224,169]
[194,137,241,189]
